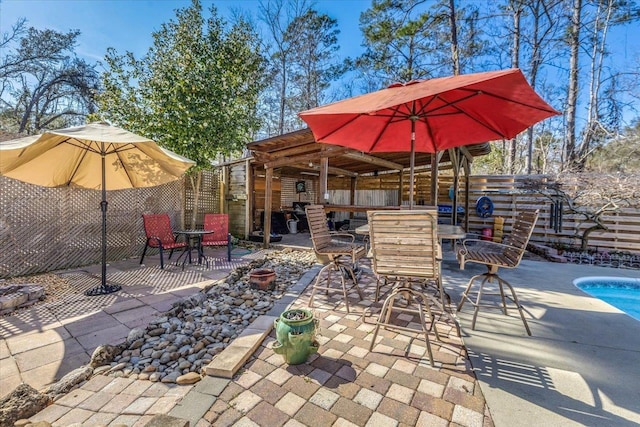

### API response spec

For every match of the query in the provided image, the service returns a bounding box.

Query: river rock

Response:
[176,372,201,385]
[93,250,316,382]
[127,328,145,343]
[45,366,93,398]
[90,344,123,368]
[0,384,50,427]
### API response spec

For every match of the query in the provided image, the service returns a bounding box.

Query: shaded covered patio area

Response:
[247,128,490,246]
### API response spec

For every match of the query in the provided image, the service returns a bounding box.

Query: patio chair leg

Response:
[470,275,490,331]
[140,243,149,265]
[416,296,435,367]
[370,286,436,367]
[498,276,532,336]
[458,272,531,335]
[340,273,350,313]
[159,247,165,269]
[342,263,364,301]
[308,263,333,310]
[497,279,508,315]
[457,273,484,311]
[369,290,395,352]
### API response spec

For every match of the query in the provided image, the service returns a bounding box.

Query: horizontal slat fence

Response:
[327,173,639,254]
[463,175,640,253]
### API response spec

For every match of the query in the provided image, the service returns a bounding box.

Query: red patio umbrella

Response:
[299,68,560,207]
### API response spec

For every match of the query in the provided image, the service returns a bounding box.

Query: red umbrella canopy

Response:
[299,68,560,153]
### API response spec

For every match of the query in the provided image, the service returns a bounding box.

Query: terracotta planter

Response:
[249,268,276,291]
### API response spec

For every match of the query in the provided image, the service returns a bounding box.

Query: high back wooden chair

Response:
[201,213,232,261]
[366,209,444,366]
[457,209,540,335]
[140,214,187,269]
[305,204,366,313]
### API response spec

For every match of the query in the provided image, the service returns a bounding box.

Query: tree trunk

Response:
[565,0,581,170]
[278,58,287,134]
[448,0,460,76]
[509,1,521,174]
[578,0,613,166]
[189,171,203,229]
[580,223,606,251]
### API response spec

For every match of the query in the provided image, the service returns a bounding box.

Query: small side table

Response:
[174,230,213,269]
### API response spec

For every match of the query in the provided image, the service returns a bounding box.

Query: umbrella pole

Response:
[85,151,121,296]
[409,120,416,209]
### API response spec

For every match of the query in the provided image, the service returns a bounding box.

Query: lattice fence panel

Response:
[1,176,184,278]
[185,169,221,228]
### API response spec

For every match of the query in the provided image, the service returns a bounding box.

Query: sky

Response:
[0,0,371,64]
[2,0,639,126]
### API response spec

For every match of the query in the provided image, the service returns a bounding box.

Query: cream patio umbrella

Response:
[0,122,195,295]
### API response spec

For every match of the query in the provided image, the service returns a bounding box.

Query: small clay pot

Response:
[249,268,276,291]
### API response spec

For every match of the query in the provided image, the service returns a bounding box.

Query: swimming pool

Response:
[574,276,640,321]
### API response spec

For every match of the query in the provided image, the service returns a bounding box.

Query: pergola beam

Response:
[264,146,349,169]
[292,163,358,177]
[342,151,404,170]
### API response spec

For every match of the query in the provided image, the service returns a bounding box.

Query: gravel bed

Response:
[98,248,317,383]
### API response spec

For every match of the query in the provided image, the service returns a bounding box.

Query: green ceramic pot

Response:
[272,308,319,365]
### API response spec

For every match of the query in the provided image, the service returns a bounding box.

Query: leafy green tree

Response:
[258,0,311,135]
[286,9,343,111]
[354,0,486,88]
[356,0,438,85]
[0,21,99,134]
[97,0,266,226]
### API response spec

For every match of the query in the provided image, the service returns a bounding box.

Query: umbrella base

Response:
[85,283,122,296]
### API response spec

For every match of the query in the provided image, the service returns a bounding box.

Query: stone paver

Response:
[10,253,494,427]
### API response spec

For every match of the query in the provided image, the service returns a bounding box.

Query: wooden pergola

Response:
[247,128,491,247]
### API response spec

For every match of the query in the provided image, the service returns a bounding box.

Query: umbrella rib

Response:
[65,145,91,186]
[108,143,137,154]
[114,148,137,187]
[422,92,479,116]
[421,92,525,138]
[457,88,559,114]
[65,139,102,155]
[369,108,404,150]
[440,97,508,137]
[413,95,439,117]
[313,114,363,141]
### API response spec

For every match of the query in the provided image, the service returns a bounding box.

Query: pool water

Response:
[574,277,640,321]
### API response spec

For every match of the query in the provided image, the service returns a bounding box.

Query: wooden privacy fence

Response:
[0,176,185,278]
[327,173,639,254]
[4,166,639,279]
[461,175,640,254]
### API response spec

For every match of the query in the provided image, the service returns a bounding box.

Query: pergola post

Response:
[350,177,356,219]
[320,156,328,201]
[263,167,273,248]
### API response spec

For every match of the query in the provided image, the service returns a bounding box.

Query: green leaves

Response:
[97,0,266,170]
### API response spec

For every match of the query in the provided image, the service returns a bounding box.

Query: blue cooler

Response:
[437,204,465,225]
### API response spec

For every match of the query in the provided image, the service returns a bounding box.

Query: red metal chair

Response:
[140,214,187,269]
[201,213,232,261]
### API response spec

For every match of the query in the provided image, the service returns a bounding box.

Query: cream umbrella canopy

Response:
[0,122,195,295]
